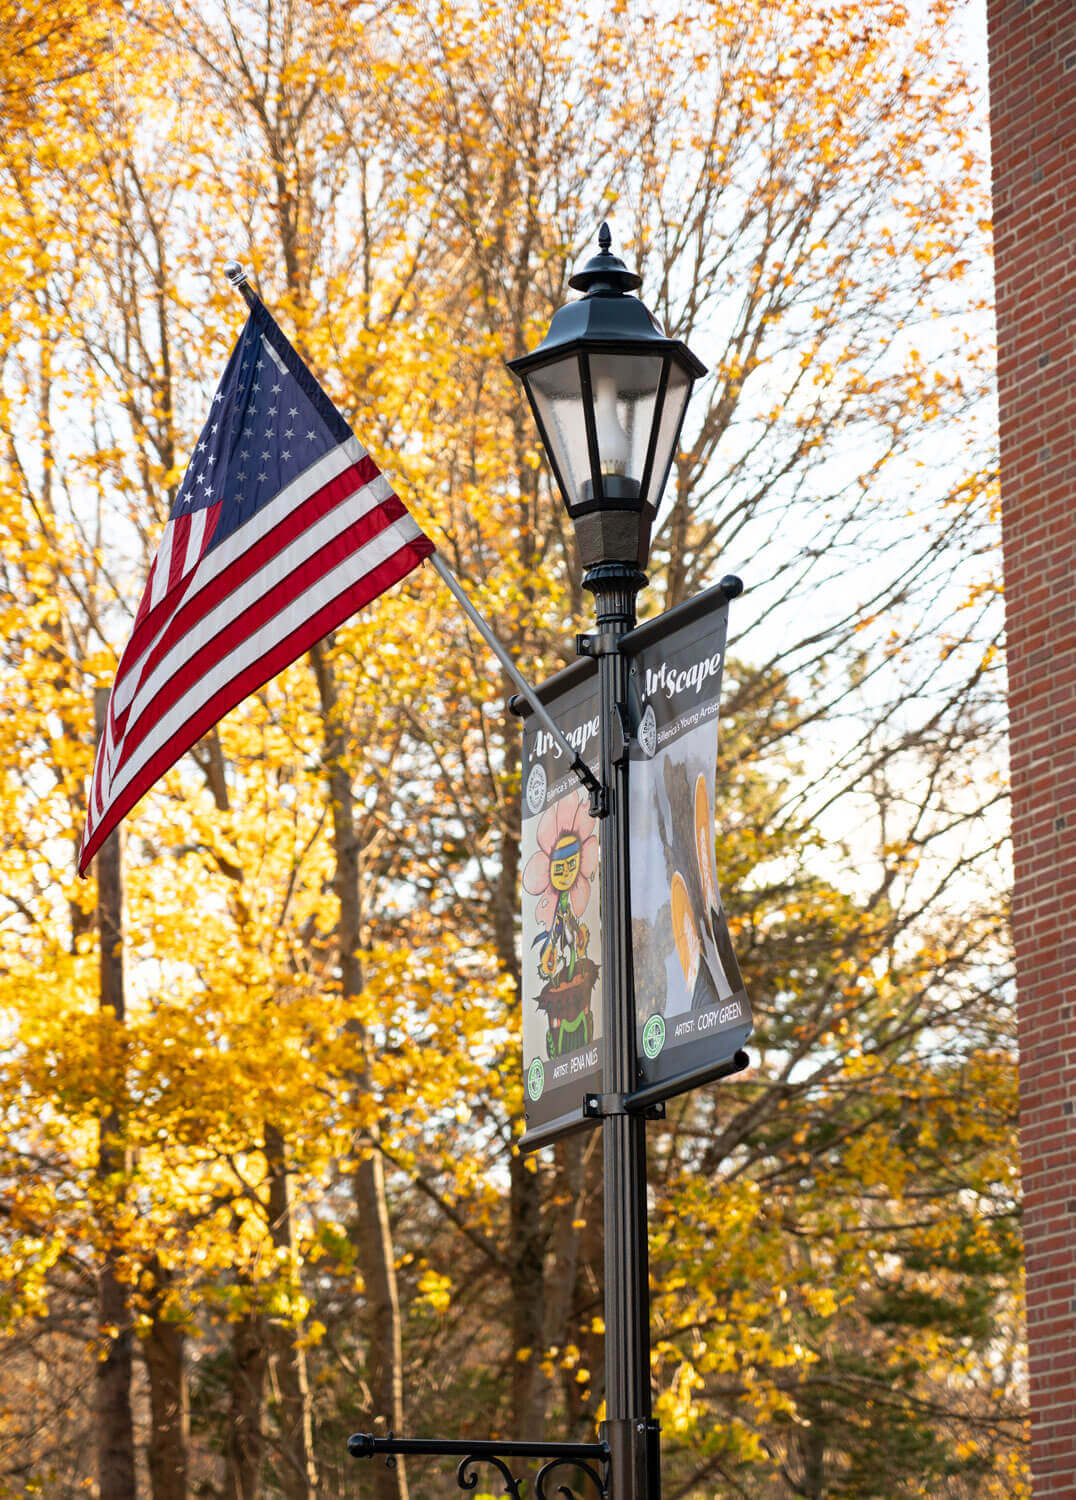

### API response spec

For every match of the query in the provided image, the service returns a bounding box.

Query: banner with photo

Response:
[625,588,752,1098]
[518,659,603,1144]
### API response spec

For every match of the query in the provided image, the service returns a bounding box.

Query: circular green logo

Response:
[527,1059,545,1100]
[642,1014,666,1060]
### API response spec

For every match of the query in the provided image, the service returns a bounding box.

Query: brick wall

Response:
[988,2,1076,1493]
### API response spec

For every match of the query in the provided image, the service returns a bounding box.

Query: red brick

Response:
[990,1,1076,1492]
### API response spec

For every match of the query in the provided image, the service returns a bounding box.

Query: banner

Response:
[518,660,603,1142]
[625,587,752,1099]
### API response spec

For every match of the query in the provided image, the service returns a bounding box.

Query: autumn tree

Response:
[0,0,1022,1496]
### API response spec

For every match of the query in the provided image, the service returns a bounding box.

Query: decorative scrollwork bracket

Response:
[457,1452,524,1500]
[535,1454,608,1500]
[348,1432,609,1500]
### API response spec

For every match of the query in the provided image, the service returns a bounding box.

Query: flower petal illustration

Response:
[536,801,563,856]
[524,847,552,895]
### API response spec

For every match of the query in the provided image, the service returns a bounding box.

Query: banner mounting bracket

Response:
[583,1092,666,1121]
[576,630,620,657]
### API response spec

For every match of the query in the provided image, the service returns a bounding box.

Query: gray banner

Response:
[625,592,752,1097]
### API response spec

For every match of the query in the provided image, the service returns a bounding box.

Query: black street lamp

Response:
[508,222,706,574]
[509,226,707,1500]
[349,225,712,1500]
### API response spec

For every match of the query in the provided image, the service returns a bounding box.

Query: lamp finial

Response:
[569,223,641,297]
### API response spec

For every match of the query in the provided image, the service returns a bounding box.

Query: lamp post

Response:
[348,223,713,1500]
[508,224,707,1500]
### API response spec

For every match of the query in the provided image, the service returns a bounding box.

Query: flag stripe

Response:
[80,519,430,869]
[184,508,210,575]
[171,516,190,595]
[261,334,287,374]
[113,440,373,711]
[106,478,413,784]
[150,523,176,610]
[110,462,391,751]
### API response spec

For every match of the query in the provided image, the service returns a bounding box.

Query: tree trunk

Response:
[534,1136,587,1432]
[227,1309,269,1500]
[509,1155,547,1435]
[352,1147,408,1481]
[565,1142,604,1431]
[799,1413,827,1499]
[310,640,407,1500]
[142,1260,190,1500]
[94,687,138,1500]
[98,1253,137,1500]
[265,1122,318,1500]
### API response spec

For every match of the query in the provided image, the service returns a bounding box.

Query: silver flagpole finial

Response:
[223,261,257,309]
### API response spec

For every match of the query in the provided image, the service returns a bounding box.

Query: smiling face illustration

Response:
[549,833,583,891]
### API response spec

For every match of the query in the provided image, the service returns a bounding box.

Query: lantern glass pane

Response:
[643,361,692,509]
[526,355,593,508]
[585,351,664,491]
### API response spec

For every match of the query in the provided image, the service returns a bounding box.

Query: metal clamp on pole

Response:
[625,1049,751,1115]
[583,1093,666,1121]
[576,630,623,657]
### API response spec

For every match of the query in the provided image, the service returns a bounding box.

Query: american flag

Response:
[79,297,434,875]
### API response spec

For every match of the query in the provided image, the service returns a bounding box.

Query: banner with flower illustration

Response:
[625,586,753,1098]
[518,659,603,1142]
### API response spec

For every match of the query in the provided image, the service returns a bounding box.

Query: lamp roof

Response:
[508,224,707,380]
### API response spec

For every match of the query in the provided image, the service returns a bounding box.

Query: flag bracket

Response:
[581,767,609,819]
[431,555,608,817]
[611,701,632,764]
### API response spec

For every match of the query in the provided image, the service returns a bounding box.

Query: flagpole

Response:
[220,263,606,817]
[428,554,606,814]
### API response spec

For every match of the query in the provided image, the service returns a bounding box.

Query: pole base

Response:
[601,1418,660,1500]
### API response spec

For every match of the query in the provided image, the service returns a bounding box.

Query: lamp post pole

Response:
[586,561,658,1500]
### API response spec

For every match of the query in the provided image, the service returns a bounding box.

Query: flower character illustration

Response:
[525,791,597,982]
[524,790,600,1056]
